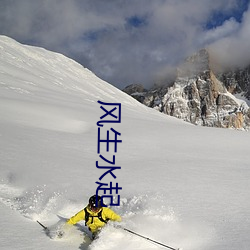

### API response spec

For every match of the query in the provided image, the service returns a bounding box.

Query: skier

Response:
[66,195,122,239]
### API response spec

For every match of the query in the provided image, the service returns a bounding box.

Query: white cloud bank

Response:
[0,0,249,88]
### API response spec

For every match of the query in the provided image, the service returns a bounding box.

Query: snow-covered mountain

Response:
[0,36,250,250]
[124,49,250,130]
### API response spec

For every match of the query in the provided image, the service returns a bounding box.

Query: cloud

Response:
[209,4,250,69]
[200,18,240,45]
[0,0,249,89]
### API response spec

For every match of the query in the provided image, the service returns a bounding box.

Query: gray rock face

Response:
[123,49,250,130]
[217,66,250,99]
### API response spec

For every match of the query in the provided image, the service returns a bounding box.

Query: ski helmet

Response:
[89,195,102,209]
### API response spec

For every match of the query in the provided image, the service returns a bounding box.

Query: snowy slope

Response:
[0,36,250,250]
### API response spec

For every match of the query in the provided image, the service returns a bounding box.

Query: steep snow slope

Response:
[0,36,250,250]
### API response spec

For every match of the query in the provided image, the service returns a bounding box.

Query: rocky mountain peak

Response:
[177,49,210,78]
[123,49,250,130]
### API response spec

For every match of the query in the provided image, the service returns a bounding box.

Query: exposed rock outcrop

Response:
[123,49,250,130]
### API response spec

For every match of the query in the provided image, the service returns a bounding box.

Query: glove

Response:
[113,223,123,229]
[55,223,71,238]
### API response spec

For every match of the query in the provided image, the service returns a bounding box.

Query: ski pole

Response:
[122,227,180,250]
[37,220,48,231]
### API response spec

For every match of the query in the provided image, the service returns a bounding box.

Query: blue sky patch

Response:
[206,0,249,29]
[126,15,147,28]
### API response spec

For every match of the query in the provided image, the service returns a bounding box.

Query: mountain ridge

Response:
[123,49,250,130]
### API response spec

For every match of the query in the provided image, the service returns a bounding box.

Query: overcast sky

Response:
[0,0,249,89]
